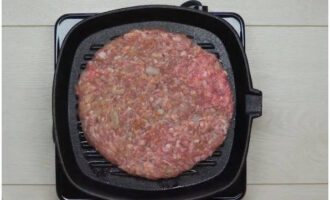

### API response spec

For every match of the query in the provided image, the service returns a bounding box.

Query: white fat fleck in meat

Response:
[110,110,119,129]
[97,51,106,59]
[107,68,114,73]
[191,115,201,123]
[162,159,173,166]
[172,36,181,41]
[145,66,160,75]
[221,123,229,134]
[106,148,114,154]
[91,132,100,140]
[112,87,125,95]
[180,51,187,56]
[173,154,178,159]
[153,98,162,106]
[162,143,172,152]
[157,109,165,115]
[151,52,162,58]
[114,55,122,60]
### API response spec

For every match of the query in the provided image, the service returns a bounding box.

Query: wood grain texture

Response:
[3,0,327,26]
[246,26,328,184]
[3,185,58,200]
[244,184,328,200]
[3,184,327,200]
[2,26,327,186]
[3,27,55,184]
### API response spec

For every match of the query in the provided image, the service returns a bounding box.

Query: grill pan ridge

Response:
[53,3,262,200]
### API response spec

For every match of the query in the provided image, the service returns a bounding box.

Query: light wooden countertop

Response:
[3,0,328,199]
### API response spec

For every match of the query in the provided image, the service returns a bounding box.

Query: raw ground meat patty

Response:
[76,29,234,180]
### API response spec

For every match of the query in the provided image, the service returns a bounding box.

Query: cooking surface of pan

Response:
[69,21,236,190]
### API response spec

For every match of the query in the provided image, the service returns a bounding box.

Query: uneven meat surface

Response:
[76,29,234,179]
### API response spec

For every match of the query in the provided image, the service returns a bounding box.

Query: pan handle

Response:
[245,89,262,118]
[181,0,208,12]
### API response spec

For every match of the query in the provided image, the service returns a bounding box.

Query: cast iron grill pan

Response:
[54,5,262,199]
[68,21,236,190]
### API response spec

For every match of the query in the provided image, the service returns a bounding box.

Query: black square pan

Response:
[53,4,262,200]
